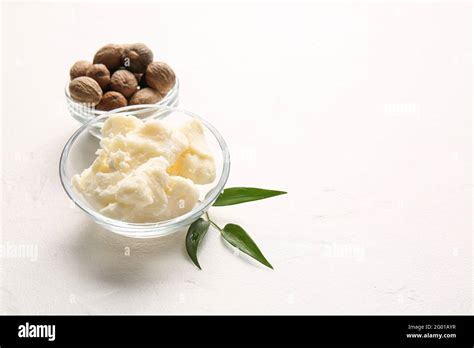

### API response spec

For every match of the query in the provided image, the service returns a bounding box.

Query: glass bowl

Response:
[59,104,230,238]
[65,78,180,124]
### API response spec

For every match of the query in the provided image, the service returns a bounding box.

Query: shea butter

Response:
[72,114,216,223]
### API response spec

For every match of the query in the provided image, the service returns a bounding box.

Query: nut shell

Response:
[129,88,163,105]
[145,62,176,95]
[86,64,110,90]
[70,60,92,80]
[96,91,128,111]
[69,77,103,105]
[122,43,153,73]
[110,70,138,98]
[93,44,124,72]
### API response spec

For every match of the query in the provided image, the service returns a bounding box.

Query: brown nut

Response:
[69,76,103,105]
[110,70,138,98]
[122,43,153,73]
[96,91,128,111]
[129,88,163,105]
[86,64,110,90]
[93,44,124,72]
[70,60,92,80]
[145,62,176,95]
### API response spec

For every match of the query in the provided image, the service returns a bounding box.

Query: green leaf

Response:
[186,218,210,270]
[213,187,287,206]
[221,224,273,269]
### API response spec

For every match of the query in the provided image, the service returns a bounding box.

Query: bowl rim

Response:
[59,104,231,236]
[65,78,180,117]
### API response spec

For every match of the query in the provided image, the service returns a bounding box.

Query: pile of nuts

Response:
[68,43,176,111]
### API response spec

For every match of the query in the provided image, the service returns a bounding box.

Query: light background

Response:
[0,1,472,314]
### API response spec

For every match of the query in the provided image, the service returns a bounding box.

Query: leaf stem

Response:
[205,211,223,233]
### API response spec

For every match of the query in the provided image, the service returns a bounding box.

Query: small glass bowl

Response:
[65,78,180,124]
[59,104,230,238]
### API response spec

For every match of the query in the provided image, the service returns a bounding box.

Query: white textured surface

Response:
[0,2,472,314]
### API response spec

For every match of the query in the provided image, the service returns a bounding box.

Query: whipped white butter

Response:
[72,114,216,223]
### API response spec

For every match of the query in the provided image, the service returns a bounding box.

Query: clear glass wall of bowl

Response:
[65,78,180,124]
[59,104,230,238]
